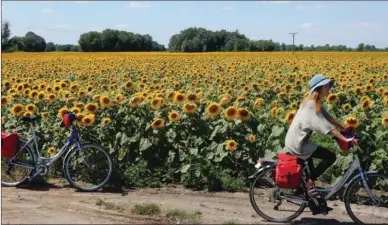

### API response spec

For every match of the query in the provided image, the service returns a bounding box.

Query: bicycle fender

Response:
[343,171,379,189]
[61,142,87,167]
[248,165,272,179]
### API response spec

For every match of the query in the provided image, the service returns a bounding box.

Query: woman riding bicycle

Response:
[285,74,358,197]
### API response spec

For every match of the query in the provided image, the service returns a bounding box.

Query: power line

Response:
[289,32,298,54]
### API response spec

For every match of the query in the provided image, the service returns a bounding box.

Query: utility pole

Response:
[289,32,298,54]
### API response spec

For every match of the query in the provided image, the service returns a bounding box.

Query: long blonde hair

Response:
[301,90,321,113]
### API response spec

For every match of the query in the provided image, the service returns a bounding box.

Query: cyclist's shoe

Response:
[307,186,322,199]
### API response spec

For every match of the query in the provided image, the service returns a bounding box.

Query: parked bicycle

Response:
[1,112,113,192]
[248,132,388,225]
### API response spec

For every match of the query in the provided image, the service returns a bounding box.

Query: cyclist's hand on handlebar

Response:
[346,137,359,145]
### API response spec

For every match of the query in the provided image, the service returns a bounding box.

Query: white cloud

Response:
[219,6,234,11]
[125,1,152,9]
[115,24,129,28]
[301,22,314,29]
[41,8,55,14]
[74,1,90,3]
[296,4,329,11]
[349,22,379,29]
[262,1,291,4]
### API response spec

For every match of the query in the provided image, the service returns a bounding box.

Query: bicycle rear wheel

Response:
[344,173,388,225]
[1,139,35,187]
[63,143,112,192]
[249,166,307,223]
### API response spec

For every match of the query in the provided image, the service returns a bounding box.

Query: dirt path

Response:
[1,179,386,224]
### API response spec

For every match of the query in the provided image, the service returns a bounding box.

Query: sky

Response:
[1,1,388,48]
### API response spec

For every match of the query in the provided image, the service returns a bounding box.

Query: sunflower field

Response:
[1,52,388,190]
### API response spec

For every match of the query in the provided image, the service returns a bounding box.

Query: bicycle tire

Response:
[344,173,388,225]
[249,166,306,223]
[63,142,112,192]
[1,139,36,187]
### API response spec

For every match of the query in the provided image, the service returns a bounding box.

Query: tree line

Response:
[2,21,387,53]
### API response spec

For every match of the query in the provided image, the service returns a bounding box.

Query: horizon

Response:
[1,1,388,49]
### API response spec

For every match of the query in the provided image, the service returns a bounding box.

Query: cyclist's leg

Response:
[308,146,336,181]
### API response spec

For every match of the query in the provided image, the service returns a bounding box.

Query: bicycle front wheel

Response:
[249,166,306,223]
[344,173,388,225]
[63,143,112,192]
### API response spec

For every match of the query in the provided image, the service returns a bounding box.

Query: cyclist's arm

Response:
[329,129,349,142]
[321,107,345,130]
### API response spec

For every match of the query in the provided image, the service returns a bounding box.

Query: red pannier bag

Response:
[275,153,302,189]
[1,132,20,158]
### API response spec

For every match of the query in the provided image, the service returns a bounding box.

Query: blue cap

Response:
[309,74,334,95]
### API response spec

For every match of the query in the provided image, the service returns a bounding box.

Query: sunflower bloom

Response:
[151,118,165,129]
[58,107,69,118]
[1,96,10,107]
[150,97,164,110]
[248,134,256,143]
[100,95,112,107]
[173,93,185,104]
[101,117,112,126]
[285,111,296,124]
[382,115,388,127]
[41,112,48,119]
[129,96,144,107]
[342,103,351,112]
[168,111,180,122]
[47,147,56,154]
[85,103,99,114]
[238,108,251,121]
[224,106,238,120]
[25,103,37,113]
[361,99,373,111]
[206,103,222,118]
[327,94,339,104]
[225,140,237,151]
[11,103,25,117]
[82,114,95,126]
[345,116,360,129]
[183,103,197,114]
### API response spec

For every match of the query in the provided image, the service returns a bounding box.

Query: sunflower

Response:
[58,107,69,118]
[37,91,46,101]
[168,111,180,121]
[361,99,373,111]
[344,116,360,129]
[71,107,82,115]
[82,114,95,126]
[47,147,56,154]
[100,95,112,107]
[238,108,250,121]
[23,111,33,117]
[290,102,298,110]
[248,134,256,143]
[116,93,125,104]
[1,96,10,106]
[285,111,296,124]
[25,103,37,113]
[183,103,197,113]
[384,97,388,107]
[327,94,339,104]
[382,115,388,127]
[187,93,198,102]
[150,97,164,110]
[129,96,144,107]
[173,93,185,104]
[151,118,165,129]
[92,94,101,102]
[46,93,56,102]
[11,103,25,117]
[271,106,278,118]
[253,98,264,110]
[29,90,39,99]
[101,117,112,126]
[342,103,352,112]
[206,103,222,118]
[225,140,237,151]
[377,87,385,95]
[85,103,99,114]
[224,106,238,120]
[41,112,48,119]
[364,84,373,92]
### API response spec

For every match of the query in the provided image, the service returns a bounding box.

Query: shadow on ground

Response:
[292,218,355,225]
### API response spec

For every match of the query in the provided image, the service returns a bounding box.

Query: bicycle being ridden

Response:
[248,74,388,224]
[1,112,113,192]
